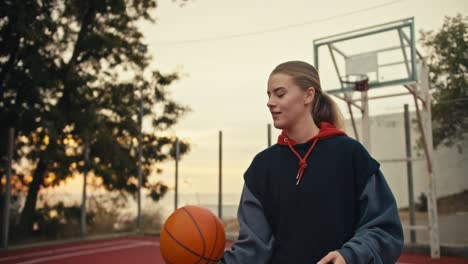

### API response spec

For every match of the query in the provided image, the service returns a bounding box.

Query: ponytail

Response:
[312,91,344,130]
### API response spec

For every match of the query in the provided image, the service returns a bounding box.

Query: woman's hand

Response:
[317,251,346,264]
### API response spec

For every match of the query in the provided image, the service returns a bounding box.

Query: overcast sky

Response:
[132,0,468,196]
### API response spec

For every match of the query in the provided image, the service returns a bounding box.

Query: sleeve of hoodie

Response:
[221,184,274,264]
[337,142,404,264]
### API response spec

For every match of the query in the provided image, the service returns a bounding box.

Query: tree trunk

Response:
[18,6,97,233]
[19,158,46,232]
[57,5,96,114]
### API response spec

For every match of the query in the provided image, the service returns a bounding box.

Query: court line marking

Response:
[5,242,417,264]
[0,239,138,262]
[17,241,159,264]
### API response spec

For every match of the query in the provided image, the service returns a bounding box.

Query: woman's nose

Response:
[267,97,275,108]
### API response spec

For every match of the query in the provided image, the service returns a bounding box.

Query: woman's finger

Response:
[317,251,337,264]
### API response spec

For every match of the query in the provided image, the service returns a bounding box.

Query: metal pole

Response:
[409,62,440,257]
[417,62,439,258]
[410,19,417,83]
[404,104,416,243]
[361,91,371,152]
[137,87,143,231]
[2,128,14,249]
[348,103,359,141]
[136,43,147,232]
[218,131,222,220]
[80,135,89,239]
[174,138,180,211]
[267,124,271,147]
[313,43,319,70]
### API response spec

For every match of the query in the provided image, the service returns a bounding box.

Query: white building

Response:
[345,112,468,208]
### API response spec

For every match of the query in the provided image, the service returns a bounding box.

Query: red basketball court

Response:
[0,236,467,264]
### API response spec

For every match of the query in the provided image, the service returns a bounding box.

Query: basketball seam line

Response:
[182,207,207,263]
[208,215,219,261]
[163,226,221,263]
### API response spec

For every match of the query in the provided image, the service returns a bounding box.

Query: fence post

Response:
[174,138,180,211]
[218,131,223,220]
[80,135,90,238]
[2,128,14,249]
[267,124,271,147]
[404,104,416,243]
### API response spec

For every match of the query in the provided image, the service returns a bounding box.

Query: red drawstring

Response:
[286,137,319,185]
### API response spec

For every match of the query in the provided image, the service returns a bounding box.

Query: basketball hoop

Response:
[340,74,369,92]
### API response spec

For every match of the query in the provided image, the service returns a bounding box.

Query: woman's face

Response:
[267,73,314,130]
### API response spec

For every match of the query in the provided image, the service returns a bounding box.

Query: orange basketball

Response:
[160,205,226,264]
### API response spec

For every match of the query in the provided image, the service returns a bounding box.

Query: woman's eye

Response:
[278,93,285,98]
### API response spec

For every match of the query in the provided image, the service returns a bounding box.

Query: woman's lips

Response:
[271,112,281,119]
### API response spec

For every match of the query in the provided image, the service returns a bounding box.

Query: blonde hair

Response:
[271,61,344,129]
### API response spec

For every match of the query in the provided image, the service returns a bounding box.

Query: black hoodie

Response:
[223,122,403,264]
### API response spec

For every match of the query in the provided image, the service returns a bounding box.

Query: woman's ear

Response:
[305,87,315,104]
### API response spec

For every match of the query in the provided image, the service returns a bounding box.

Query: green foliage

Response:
[420,14,468,148]
[0,0,191,232]
[9,202,84,243]
[35,202,83,239]
[9,193,165,245]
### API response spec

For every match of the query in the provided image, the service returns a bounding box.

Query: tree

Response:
[420,14,468,148]
[0,0,190,233]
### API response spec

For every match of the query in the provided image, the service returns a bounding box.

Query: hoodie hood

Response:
[277,122,347,185]
[277,122,346,146]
